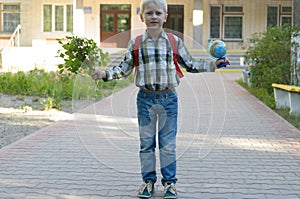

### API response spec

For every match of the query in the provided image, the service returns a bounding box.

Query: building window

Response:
[267,5,292,27]
[66,5,73,32]
[267,6,278,26]
[210,6,243,40]
[43,4,73,32]
[55,5,64,31]
[1,4,21,32]
[210,6,220,38]
[281,6,292,26]
[224,16,242,39]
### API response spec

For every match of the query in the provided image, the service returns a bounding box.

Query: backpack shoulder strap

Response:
[134,35,142,68]
[134,33,184,78]
[166,33,184,78]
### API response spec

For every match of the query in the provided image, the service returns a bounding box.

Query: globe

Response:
[207,40,227,60]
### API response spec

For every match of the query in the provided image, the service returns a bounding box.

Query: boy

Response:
[92,0,226,198]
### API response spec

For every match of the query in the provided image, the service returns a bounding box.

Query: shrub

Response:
[243,25,300,94]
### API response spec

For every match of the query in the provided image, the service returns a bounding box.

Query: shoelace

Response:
[140,182,152,193]
[164,183,176,194]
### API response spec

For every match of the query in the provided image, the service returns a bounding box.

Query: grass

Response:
[0,70,134,111]
[275,108,300,130]
[236,79,300,130]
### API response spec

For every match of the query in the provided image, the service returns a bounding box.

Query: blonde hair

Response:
[140,0,168,14]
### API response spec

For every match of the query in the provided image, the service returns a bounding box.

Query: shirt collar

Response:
[142,29,168,42]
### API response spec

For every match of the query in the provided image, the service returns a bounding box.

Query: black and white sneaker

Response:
[163,182,177,199]
[138,181,154,198]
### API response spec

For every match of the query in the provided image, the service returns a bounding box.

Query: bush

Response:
[243,25,300,94]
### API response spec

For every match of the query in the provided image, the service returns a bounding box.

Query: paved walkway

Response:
[0,72,300,199]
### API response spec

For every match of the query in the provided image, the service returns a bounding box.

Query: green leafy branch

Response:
[57,36,110,74]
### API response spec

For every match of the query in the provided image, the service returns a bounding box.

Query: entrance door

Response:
[164,5,184,40]
[100,5,131,48]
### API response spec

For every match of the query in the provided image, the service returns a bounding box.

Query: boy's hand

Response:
[92,70,106,80]
[215,58,230,68]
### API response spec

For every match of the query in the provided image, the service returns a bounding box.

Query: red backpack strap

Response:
[134,35,142,68]
[167,33,184,78]
[134,33,184,78]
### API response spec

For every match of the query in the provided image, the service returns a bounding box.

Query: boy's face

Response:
[140,2,168,29]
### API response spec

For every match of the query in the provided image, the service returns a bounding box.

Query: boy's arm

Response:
[92,39,135,81]
[176,38,216,73]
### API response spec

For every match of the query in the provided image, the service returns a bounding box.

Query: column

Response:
[73,0,85,37]
[193,0,203,47]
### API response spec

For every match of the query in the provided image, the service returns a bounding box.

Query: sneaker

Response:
[138,181,154,198]
[163,182,177,199]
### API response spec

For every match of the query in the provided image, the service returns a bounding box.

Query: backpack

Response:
[133,33,184,78]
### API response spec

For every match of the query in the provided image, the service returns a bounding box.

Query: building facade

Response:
[0,0,296,72]
[0,0,295,50]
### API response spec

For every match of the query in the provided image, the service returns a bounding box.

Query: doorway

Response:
[164,5,184,40]
[100,4,131,48]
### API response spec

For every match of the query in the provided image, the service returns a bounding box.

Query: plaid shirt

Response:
[105,30,211,91]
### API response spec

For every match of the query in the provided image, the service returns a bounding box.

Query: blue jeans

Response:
[137,89,178,185]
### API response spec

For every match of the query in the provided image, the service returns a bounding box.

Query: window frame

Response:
[66,4,73,32]
[54,4,64,32]
[267,5,292,27]
[210,5,243,41]
[1,3,21,33]
[43,4,73,33]
[210,6,221,39]
[223,15,243,40]
[267,6,279,27]
[281,15,292,26]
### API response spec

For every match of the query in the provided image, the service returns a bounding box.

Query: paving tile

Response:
[0,73,299,198]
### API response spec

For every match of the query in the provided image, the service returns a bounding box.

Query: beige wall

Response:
[1,0,295,72]
[83,0,194,46]
[202,0,293,49]
[83,0,145,44]
[0,0,294,49]
[20,0,73,47]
